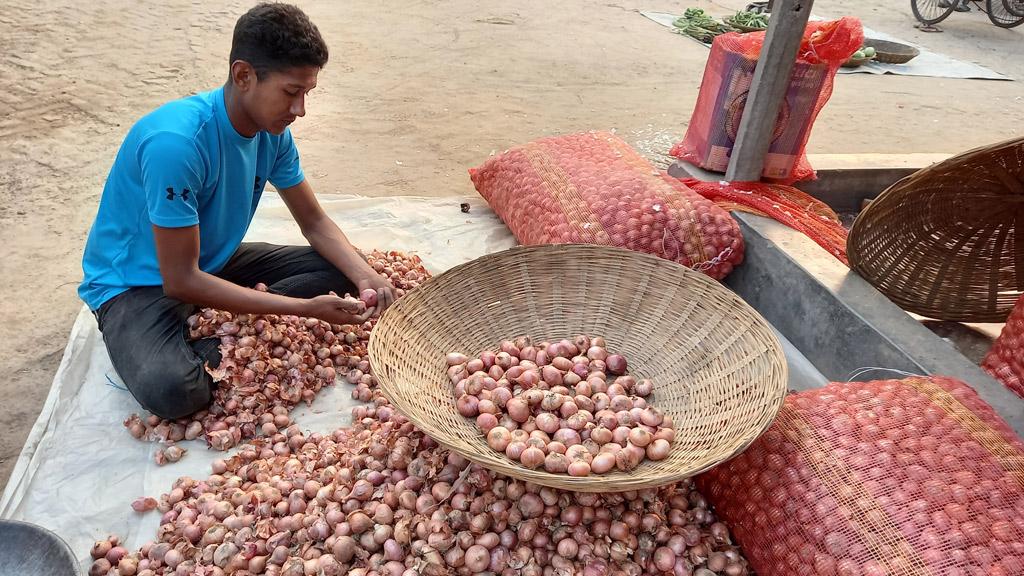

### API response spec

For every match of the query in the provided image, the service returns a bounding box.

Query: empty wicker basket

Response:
[848,136,1024,323]
[368,244,788,491]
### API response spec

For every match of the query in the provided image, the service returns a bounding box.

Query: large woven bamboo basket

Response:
[368,244,788,491]
[848,136,1024,323]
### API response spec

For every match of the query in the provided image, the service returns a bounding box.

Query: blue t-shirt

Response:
[79,86,305,310]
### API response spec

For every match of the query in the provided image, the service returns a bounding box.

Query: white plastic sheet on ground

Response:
[0,193,825,571]
[641,11,1012,81]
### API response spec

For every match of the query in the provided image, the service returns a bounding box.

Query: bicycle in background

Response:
[912,0,1024,28]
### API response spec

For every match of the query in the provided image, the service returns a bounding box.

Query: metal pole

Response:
[724,0,813,182]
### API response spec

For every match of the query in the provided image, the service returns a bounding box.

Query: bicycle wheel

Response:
[912,0,957,24]
[988,0,1024,26]
[1003,0,1024,17]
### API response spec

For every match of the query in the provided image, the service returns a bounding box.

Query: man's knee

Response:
[129,359,212,420]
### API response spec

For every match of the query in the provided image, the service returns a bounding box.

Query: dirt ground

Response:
[0,0,1021,487]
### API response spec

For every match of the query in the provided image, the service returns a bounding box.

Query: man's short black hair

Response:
[229,3,328,79]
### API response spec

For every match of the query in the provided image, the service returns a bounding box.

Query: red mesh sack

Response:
[983,294,1024,398]
[469,131,745,279]
[697,376,1024,576]
[683,179,850,264]
[671,18,864,183]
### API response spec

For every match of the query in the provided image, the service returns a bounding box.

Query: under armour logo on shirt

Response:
[165,187,191,202]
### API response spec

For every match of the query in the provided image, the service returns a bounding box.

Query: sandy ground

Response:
[0,0,1021,487]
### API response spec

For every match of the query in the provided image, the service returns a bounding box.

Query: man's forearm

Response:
[303,218,375,285]
[166,270,310,316]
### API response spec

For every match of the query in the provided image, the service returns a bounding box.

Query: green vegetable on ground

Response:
[672,6,735,43]
[847,45,877,62]
[730,10,769,28]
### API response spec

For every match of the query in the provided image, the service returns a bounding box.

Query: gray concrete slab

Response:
[726,212,1024,434]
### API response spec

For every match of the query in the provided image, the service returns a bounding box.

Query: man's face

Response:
[244,66,320,135]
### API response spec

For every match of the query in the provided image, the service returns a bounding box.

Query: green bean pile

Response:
[671,8,734,43]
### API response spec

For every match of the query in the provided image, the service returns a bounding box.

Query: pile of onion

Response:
[449,335,673,476]
[122,249,429,456]
[95,392,750,576]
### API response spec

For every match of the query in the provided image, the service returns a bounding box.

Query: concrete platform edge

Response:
[726,212,1024,434]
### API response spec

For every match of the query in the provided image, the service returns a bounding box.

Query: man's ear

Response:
[230,60,256,92]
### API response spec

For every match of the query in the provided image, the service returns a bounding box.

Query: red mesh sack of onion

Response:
[696,375,1024,576]
[982,294,1024,399]
[468,131,744,280]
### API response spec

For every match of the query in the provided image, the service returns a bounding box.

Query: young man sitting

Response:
[78,3,394,419]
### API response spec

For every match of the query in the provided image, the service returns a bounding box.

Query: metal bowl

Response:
[0,520,81,576]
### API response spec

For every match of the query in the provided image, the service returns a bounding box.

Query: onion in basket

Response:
[447,335,675,476]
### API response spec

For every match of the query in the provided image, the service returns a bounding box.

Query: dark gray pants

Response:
[95,243,356,419]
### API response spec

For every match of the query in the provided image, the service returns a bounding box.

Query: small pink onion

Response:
[477,413,499,433]
[634,379,654,397]
[506,398,530,423]
[615,445,643,471]
[565,444,591,462]
[647,439,671,461]
[654,427,676,443]
[456,394,480,417]
[606,354,627,375]
[552,429,581,446]
[487,427,512,452]
[567,461,591,477]
[505,441,527,460]
[591,427,613,445]
[551,357,573,372]
[491,387,512,408]
[520,447,545,469]
[557,538,579,560]
[535,413,560,434]
[541,366,563,386]
[653,547,676,572]
[518,493,544,519]
[544,452,569,473]
[546,441,567,454]
[628,427,652,448]
[591,452,616,474]
[465,545,490,572]
[447,352,468,366]
[519,370,540,389]
[359,288,378,307]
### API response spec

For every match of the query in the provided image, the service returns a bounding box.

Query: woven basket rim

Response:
[848,136,1024,323]
[863,38,920,57]
[369,244,789,491]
